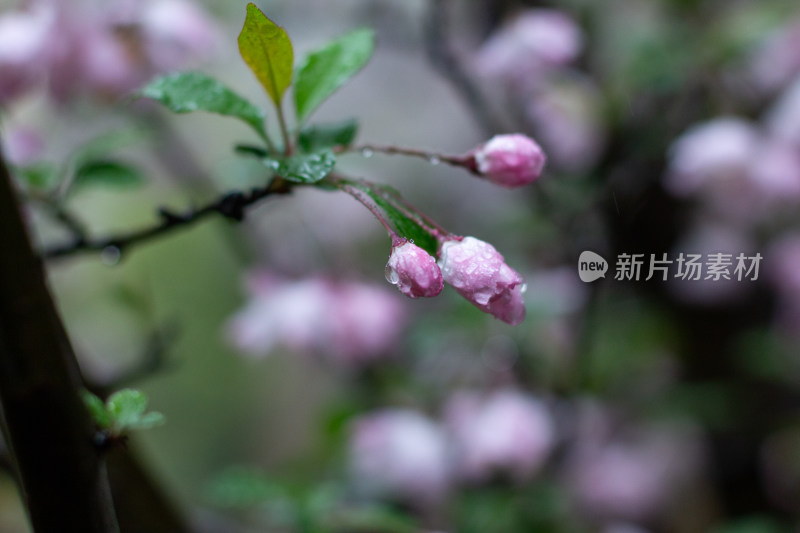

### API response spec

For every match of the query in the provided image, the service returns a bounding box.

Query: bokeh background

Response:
[2,0,800,532]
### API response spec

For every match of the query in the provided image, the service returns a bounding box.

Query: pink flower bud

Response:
[438,237,526,325]
[472,134,546,187]
[385,240,443,298]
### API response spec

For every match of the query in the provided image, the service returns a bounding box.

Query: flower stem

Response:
[333,178,399,240]
[336,143,475,171]
[276,103,292,156]
[363,181,454,242]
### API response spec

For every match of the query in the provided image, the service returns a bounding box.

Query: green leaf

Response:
[72,128,147,165]
[713,517,788,533]
[82,390,111,429]
[12,163,58,189]
[294,28,375,123]
[107,389,148,429]
[330,506,418,533]
[238,3,294,108]
[125,411,166,430]
[264,150,336,183]
[298,118,358,153]
[73,160,144,190]
[362,184,438,256]
[138,72,267,139]
[234,144,270,159]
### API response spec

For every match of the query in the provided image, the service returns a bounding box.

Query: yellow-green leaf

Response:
[238,3,294,109]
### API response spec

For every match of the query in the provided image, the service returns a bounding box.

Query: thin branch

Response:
[25,192,91,244]
[43,178,292,260]
[335,143,477,172]
[424,0,504,136]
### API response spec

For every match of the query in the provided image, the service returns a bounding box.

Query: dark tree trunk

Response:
[0,140,120,532]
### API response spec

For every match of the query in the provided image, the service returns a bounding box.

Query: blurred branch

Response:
[141,111,263,265]
[25,190,90,244]
[103,323,180,391]
[424,0,504,136]
[43,179,292,261]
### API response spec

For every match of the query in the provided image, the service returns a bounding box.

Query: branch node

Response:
[218,193,246,221]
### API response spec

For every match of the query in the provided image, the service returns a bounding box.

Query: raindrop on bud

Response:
[385,264,400,285]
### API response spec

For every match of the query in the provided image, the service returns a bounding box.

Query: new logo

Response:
[578,251,608,282]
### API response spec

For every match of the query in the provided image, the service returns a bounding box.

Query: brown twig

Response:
[43,179,292,260]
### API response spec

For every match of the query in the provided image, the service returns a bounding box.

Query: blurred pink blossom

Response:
[665,117,759,197]
[2,126,44,166]
[474,9,583,85]
[438,236,526,325]
[385,240,443,298]
[765,234,800,333]
[766,234,800,295]
[74,26,149,96]
[2,0,217,104]
[444,389,555,482]
[748,19,800,93]
[603,525,651,533]
[472,133,546,187]
[765,77,800,148]
[140,0,219,72]
[226,273,406,365]
[324,281,408,364]
[349,409,450,504]
[525,75,605,172]
[567,422,704,522]
[747,138,800,200]
[664,116,800,219]
[0,3,55,104]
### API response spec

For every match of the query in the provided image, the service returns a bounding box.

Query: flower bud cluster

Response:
[382,236,526,325]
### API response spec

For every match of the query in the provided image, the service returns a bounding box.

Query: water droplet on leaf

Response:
[101,246,122,266]
[361,148,373,158]
[428,156,441,165]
